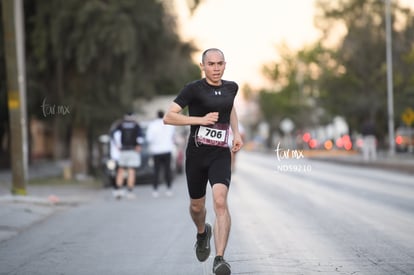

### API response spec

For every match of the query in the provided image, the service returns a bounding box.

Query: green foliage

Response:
[261,0,414,144]
[316,0,388,119]
[0,0,201,169]
[315,0,414,137]
[26,0,198,131]
[261,43,325,133]
[0,2,7,124]
[0,2,10,162]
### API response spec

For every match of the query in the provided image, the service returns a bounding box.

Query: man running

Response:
[164,48,243,275]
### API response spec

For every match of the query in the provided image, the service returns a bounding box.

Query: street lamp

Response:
[385,0,395,156]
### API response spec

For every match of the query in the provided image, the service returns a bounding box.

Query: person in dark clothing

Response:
[164,48,243,275]
[112,112,144,199]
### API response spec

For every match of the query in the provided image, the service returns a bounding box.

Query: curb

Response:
[0,194,82,207]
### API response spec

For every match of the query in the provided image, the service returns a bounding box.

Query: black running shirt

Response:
[174,78,238,139]
[114,120,143,150]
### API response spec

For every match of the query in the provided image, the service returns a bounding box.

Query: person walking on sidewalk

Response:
[164,48,243,275]
[112,112,144,199]
[361,118,377,162]
[146,110,175,197]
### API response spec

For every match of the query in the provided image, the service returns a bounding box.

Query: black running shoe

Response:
[213,256,231,275]
[194,223,212,262]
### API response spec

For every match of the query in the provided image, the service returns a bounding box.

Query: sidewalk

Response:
[0,160,102,243]
[0,159,68,185]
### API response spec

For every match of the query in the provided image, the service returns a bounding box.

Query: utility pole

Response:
[2,0,28,195]
[385,0,395,156]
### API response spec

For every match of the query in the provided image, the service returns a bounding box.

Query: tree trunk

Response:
[52,118,67,159]
[70,127,88,177]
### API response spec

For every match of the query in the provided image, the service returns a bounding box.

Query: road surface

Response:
[0,151,413,275]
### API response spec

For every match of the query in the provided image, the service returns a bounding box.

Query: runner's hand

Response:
[232,133,243,152]
[201,112,219,125]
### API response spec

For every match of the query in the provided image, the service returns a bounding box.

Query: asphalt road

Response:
[0,151,413,275]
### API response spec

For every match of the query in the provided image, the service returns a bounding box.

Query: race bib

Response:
[196,123,229,147]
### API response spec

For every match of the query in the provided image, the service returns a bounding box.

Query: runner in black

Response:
[164,48,243,275]
[112,113,143,199]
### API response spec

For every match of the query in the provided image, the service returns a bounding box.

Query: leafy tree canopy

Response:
[261,0,414,144]
[26,0,199,130]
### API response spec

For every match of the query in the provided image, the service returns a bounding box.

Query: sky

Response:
[173,0,414,90]
[173,0,321,89]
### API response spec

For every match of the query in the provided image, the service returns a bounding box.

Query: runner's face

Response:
[201,51,226,86]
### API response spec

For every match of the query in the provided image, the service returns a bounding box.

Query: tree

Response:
[23,0,199,175]
[259,43,323,147]
[315,0,414,142]
[392,4,414,128]
[0,2,10,168]
[260,0,414,149]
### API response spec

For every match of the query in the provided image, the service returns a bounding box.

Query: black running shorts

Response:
[185,141,231,199]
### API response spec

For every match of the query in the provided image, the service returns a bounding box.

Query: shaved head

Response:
[201,48,225,64]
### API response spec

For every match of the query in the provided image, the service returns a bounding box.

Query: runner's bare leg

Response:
[212,184,231,256]
[190,196,207,234]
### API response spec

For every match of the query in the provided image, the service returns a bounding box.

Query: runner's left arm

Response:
[230,107,243,152]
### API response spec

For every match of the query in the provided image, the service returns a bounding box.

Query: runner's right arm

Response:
[163,102,218,126]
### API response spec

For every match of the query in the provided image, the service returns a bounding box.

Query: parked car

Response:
[395,126,414,152]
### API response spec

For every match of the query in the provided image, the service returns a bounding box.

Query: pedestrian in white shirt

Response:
[146,110,176,197]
